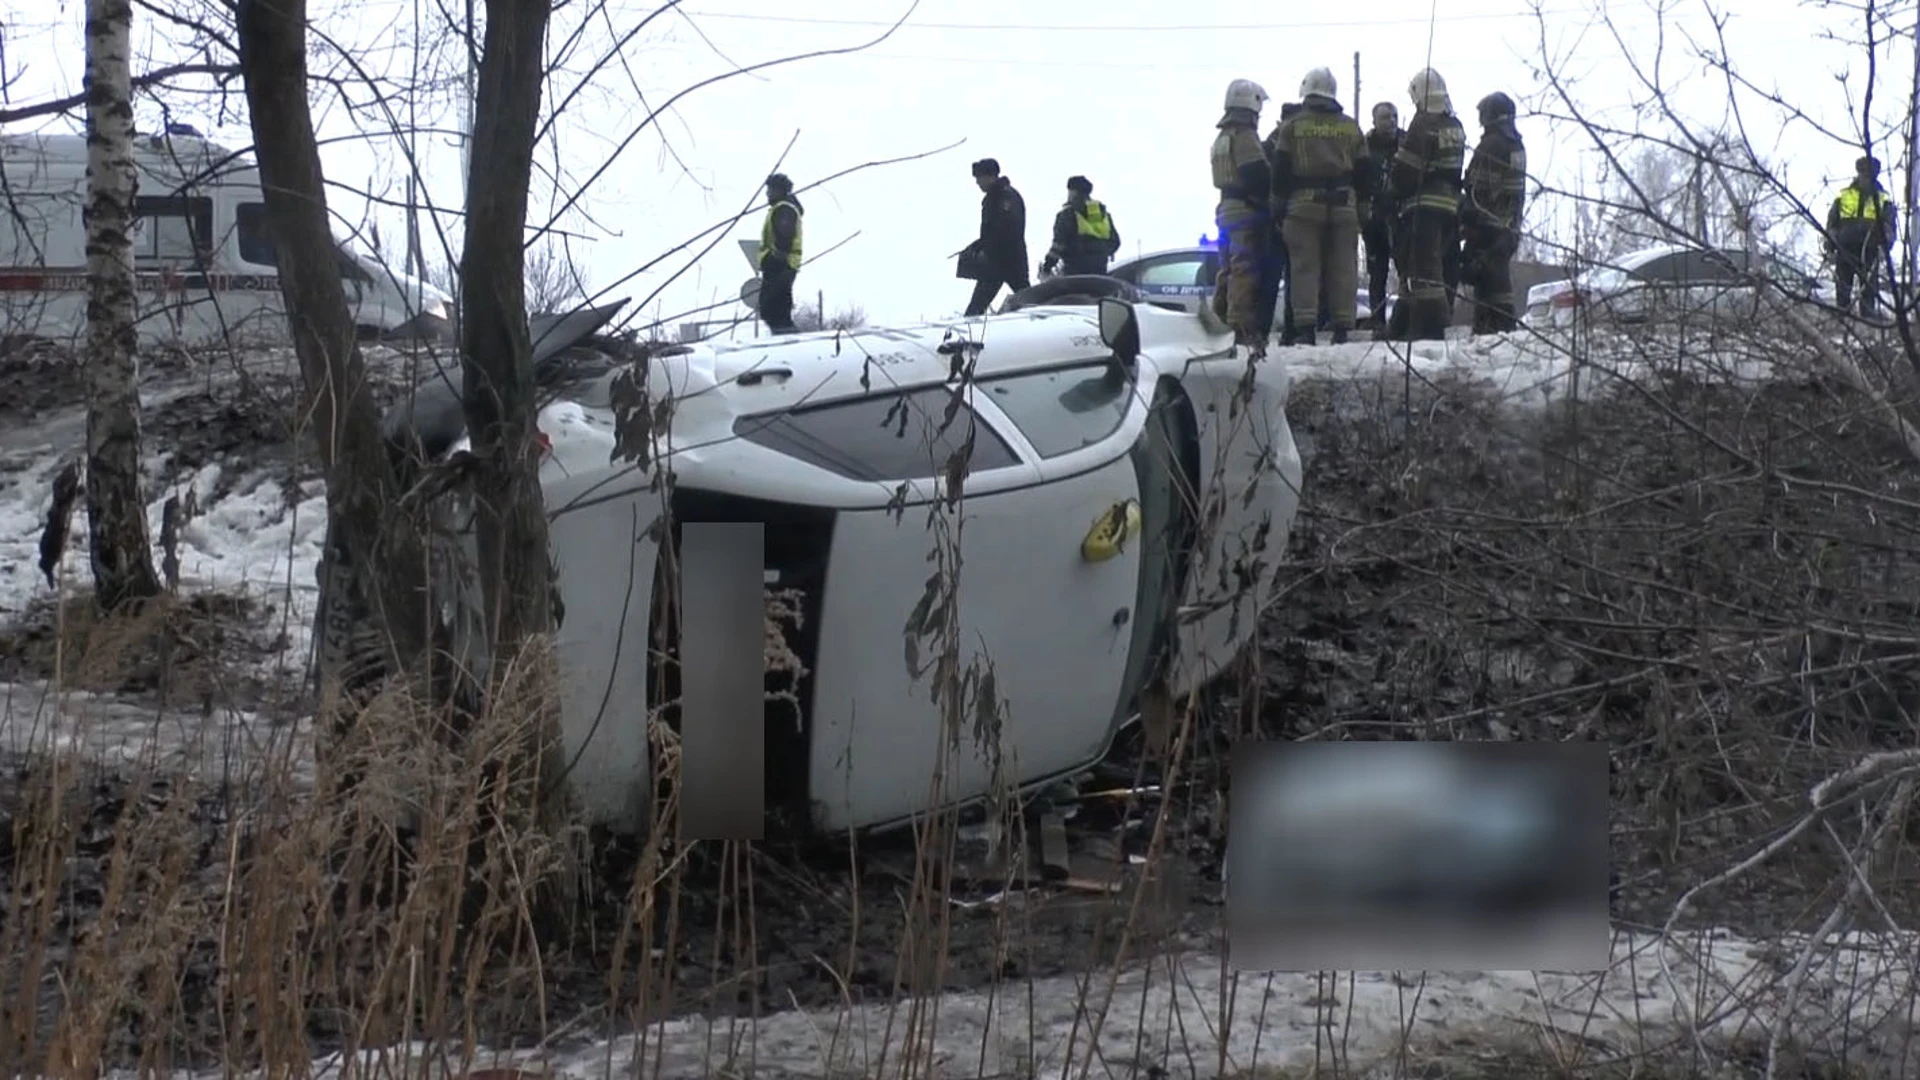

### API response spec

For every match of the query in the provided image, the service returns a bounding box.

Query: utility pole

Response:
[1353,52,1361,120]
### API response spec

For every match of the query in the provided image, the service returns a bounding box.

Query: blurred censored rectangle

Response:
[678,523,766,841]
[1226,740,1609,972]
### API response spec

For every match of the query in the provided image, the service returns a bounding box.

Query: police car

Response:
[387,296,1305,837]
[1106,234,1380,331]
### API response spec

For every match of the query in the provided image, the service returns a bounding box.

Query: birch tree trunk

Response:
[82,0,162,611]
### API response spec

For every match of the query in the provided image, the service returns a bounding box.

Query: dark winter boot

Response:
[1331,327,1350,345]
[1292,328,1316,347]
[1415,297,1450,341]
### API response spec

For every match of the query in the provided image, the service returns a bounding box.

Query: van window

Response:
[234,201,372,284]
[981,361,1132,459]
[733,385,1020,482]
[235,202,276,266]
[0,193,78,265]
[131,195,213,266]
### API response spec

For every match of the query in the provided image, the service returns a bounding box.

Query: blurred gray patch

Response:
[1226,740,1609,971]
[679,522,766,841]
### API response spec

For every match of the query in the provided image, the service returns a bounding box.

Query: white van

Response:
[0,124,453,350]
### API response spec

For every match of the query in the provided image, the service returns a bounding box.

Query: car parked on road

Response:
[1524,243,1830,329]
[382,296,1306,837]
[1106,244,1381,333]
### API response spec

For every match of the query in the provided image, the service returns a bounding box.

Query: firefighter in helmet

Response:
[1269,66,1372,345]
[1459,91,1528,334]
[1383,68,1467,341]
[1211,78,1274,355]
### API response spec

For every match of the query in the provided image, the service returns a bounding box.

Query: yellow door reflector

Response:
[1082,499,1143,562]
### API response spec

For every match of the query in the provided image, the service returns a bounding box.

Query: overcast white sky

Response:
[4,0,1919,329]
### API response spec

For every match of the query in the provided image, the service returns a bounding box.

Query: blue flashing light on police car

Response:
[1198,229,1224,250]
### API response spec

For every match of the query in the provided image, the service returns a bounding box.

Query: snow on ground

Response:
[1277,327,1788,413]
[147,926,1912,1079]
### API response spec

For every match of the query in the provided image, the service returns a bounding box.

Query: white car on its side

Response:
[382,298,1305,836]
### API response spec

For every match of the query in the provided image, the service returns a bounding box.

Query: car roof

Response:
[1112,246,1216,266]
[677,307,1158,413]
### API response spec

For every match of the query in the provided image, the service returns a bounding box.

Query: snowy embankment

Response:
[7,329,1916,1078]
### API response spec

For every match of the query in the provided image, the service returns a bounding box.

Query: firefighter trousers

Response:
[1394,207,1456,341]
[1461,226,1518,334]
[1281,200,1361,333]
[1212,208,1270,338]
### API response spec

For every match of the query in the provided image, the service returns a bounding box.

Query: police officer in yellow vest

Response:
[1041,175,1122,278]
[1825,155,1897,317]
[1270,67,1372,346]
[756,172,804,334]
[1211,78,1273,356]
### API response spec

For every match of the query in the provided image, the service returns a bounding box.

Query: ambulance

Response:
[0,124,452,350]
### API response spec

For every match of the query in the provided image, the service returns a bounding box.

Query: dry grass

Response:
[2,311,1920,1078]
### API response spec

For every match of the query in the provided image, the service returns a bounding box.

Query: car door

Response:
[799,362,1148,831]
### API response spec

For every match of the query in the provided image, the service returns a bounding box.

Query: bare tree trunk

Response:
[234,0,436,713]
[460,0,574,890]
[462,0,556,654]
[82,0,163,611]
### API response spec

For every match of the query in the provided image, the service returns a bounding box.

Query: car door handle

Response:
[1082,499,1142,563]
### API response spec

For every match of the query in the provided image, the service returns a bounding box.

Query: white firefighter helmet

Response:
[1300,67,1338,102]
[1409,68,1450,112]
[1224,78,1269,113]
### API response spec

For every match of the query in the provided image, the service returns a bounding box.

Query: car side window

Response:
[1136,257,1208,287]
[1685,249,1744,283]
[131,195,213,267]
[1631,253,1686,284]
[733,385,1021,482]
[980,361,1133,459]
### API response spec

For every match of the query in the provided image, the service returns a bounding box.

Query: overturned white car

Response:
[382,297,1304,835]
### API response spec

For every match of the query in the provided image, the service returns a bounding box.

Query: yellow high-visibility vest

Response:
[1075,200,1114,241]
[1836,185,1890,221]
[758,199,803,271]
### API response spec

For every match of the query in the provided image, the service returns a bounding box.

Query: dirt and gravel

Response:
[2,322,1919,1069]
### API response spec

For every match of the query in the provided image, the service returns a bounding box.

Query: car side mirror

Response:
[1097,297,1140,368]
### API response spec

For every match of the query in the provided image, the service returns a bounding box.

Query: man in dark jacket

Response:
[1362,101,1402,329]
[1041,175,1122,278]
[1384,68,1467,341]
[1459,92,1527,334]
[756,172,804,334]
[961,158,1029,316]
[1825,155,1897,317]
